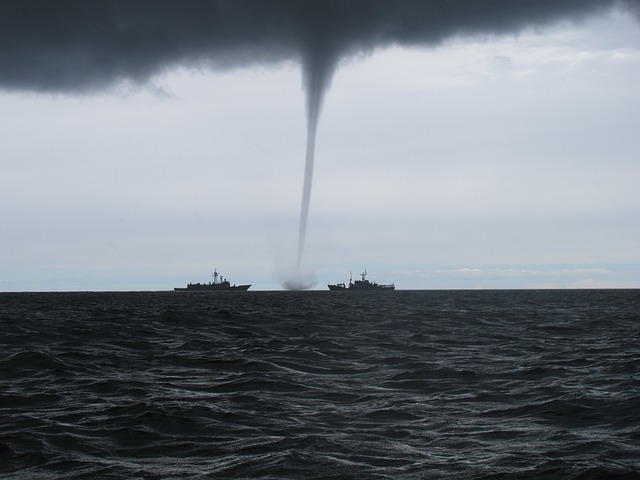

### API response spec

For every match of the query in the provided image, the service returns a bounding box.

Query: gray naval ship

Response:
[328,270,395,291]
[175,269,251,291]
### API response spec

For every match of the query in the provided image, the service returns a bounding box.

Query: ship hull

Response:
[328,284,395,291]
[350,284,394,291]
[174,284,251,292]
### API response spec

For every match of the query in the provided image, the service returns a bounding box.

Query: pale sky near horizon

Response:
[1,4,639,291]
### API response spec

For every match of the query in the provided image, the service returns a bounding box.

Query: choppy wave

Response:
[1,290,639,479]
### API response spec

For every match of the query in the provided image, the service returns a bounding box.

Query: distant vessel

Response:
[174,269,251,292]
[328,270,395,291]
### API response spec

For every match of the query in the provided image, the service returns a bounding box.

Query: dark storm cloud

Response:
[0,0,636,93]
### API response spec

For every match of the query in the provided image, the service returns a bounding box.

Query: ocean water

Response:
[1,289,639,479]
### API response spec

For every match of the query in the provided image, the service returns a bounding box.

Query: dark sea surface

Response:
[1,289,639,479]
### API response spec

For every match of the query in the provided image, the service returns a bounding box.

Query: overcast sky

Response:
[1,1,639,291]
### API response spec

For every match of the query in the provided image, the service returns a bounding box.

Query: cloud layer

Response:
[1,0,636,93]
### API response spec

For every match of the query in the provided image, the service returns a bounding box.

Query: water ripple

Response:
[1,289,639,479]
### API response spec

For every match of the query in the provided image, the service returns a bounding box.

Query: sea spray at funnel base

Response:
[282,270,317,291]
